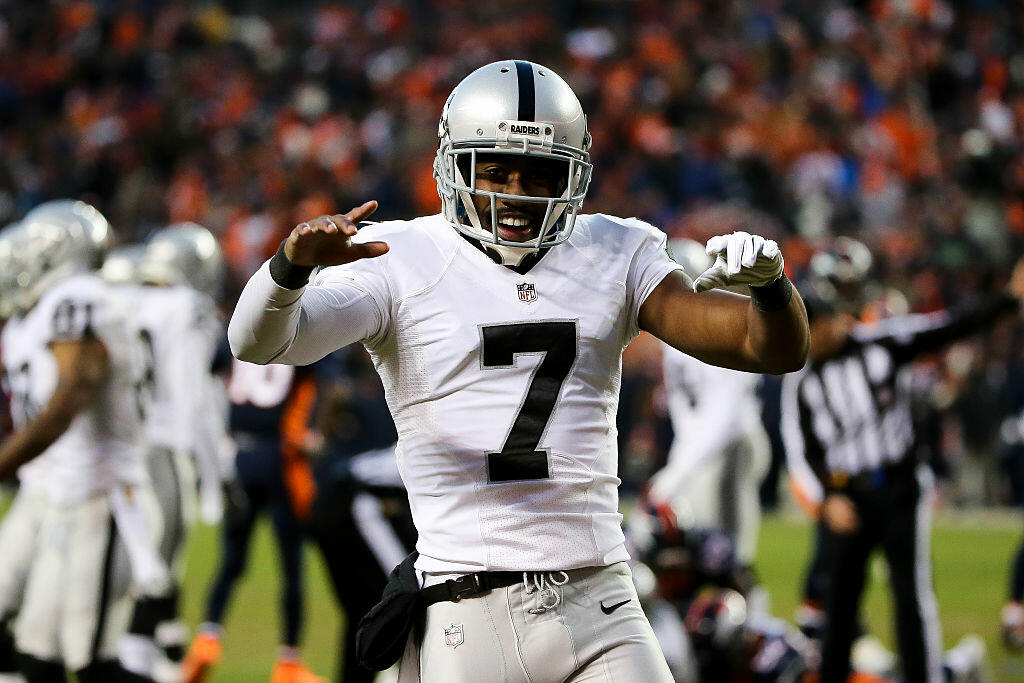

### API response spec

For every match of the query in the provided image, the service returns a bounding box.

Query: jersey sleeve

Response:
[228,259,389,366]
[852,295,1019,366]
[780,371,827,510]
[623,220,685,339]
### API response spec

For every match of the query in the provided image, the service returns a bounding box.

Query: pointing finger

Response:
[741,233,757,268]
[346,200,379,225]
[727,235,742,275]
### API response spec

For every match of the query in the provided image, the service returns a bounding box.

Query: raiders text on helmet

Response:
[434,60,592,265]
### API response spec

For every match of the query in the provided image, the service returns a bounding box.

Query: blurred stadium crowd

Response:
[0,0,1024,679]
[5,0,1020,503]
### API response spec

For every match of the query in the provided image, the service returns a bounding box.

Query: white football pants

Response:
[0,489,48,621]
[15,488,158,669]
[673,428,770,563]
[398,561,673,682]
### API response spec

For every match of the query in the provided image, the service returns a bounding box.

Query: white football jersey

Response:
[312,213,683,572]
[123,285,222,452]
[1,273,146,504]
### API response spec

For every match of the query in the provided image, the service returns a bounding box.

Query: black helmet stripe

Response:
[514,60,535,122]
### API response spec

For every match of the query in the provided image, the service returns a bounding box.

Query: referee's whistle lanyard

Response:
[523,570,570,614]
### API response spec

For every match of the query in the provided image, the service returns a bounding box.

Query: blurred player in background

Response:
[183,354,333,683]
[628,503,814,683]
[308,348,413,683]
[1000,328,1024,650]
[0,220,38,681]
[310,441,415,683]
[628,503,986,683]
[0,200,166,682]
[101,224,227,683]
[788,238,875,643]
[646,238,771,573]
[783,245,1024,682]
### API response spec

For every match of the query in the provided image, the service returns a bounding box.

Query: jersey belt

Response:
[421,571,524,605]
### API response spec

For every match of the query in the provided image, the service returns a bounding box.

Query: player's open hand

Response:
[284,200,388,267]
[692,231,784,293]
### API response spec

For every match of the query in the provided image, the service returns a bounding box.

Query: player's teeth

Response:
[501,217,529,228]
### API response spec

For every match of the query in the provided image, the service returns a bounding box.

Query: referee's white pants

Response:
[398,561,673,683]
[15,487,159,670]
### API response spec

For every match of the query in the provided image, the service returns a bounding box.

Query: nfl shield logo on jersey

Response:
[517,282,537,303]
[444,623,464,648]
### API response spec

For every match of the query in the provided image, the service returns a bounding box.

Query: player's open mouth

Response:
[495,214,538,241]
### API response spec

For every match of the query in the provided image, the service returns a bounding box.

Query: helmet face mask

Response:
[434,60,592,264]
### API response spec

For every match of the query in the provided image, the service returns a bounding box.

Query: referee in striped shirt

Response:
[782,261,1024,683]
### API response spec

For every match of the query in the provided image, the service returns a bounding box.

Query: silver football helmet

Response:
[434,60,592,265]
[139,222,224,298]
[17,203,99,311]
[100,244,147,285]
[0,222,27,319]
[23,199,113,266]
[668,238,714,283]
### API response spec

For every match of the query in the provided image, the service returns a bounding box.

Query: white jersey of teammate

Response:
[649,346,770,561]
[237,213,683,573]
[124,285,222,452]
[1,273,146,504]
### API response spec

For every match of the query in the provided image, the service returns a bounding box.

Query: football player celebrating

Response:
[229,60,809,682]
[0,201,165,682]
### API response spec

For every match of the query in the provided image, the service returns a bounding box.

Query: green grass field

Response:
[179,512,1024,682]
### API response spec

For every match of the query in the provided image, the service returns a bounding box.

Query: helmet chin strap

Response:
[458,218,539,266]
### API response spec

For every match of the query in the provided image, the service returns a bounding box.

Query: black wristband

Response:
[269,239,315,290]
[749,273,793,313]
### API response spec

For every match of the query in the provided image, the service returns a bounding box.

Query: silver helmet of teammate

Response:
[23,199,113,266]
[0,223,27,319]
[139,222,224,298]
[434,60,593,264]
[668,238,714,284]
[16,202,101,311]
[100,244,147,285]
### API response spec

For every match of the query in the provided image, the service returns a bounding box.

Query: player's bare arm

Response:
[639,231,809,375]
[0,337,108,479]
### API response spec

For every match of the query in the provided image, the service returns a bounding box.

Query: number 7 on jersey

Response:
[481,321,578,482]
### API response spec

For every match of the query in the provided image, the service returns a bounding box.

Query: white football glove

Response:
[692,231,784,293]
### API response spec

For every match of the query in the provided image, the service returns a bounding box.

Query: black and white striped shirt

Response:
[781,296,1017,504]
